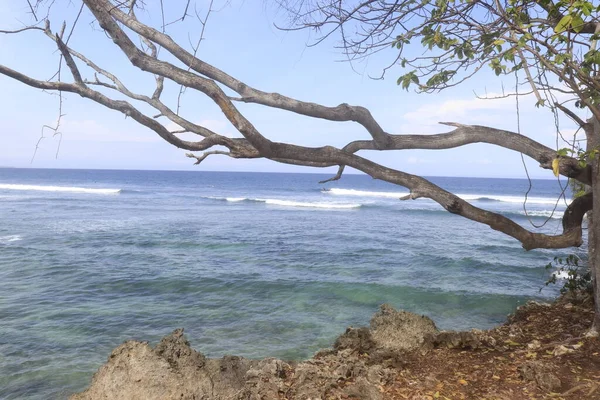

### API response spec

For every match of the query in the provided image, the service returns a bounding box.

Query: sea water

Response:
[0,168,582,399]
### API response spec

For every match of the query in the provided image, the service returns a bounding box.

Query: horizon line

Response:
[0,166,560,181]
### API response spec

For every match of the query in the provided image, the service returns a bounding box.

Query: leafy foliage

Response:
[284,0,600,124]
[545,254,593,294]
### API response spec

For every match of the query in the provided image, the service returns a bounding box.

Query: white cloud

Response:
[401,95,513,127]
[394,89,587,139]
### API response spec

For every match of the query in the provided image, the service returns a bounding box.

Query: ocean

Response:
[0,168,582,399]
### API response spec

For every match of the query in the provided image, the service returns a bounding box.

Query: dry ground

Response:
[378,293,600,400]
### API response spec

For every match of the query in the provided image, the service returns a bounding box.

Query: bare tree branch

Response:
[319,165,345,184]
[0,0,590,255]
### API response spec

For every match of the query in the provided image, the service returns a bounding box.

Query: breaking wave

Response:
[0,234,22,244]
[458,194,563,205]
[551,270,573,280]
[207,196,361,209]
[518,210,564,219]
[325,188,564,205]
[261,199,361,209]
[0,184,121,195]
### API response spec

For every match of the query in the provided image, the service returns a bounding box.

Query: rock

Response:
[509,301,551,323]
[334,326,375,353]
[153,328,206,370]
[519,361,562,392]
[369,304,437,352]
[429,331,480,350]
[292,361,331,399]
[70,328,256,400]
[344,377,382,400]
[536,372,562,392]
[239,358,290,400]
[366,364,393,386]
[71,306,440,400]
[333,305,438,357]
[332,363,352,380]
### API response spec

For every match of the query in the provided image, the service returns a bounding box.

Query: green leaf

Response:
[554,15,573,33]
[572,15,585,33]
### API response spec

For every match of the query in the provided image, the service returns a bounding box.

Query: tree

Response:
[1,0,598,332]
[275,0,600,325]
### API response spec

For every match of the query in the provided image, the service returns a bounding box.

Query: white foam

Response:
[207,195,360,209]
[260,199,361,209]
[0,184,121,195]
[519,210,564,219]
[457,194,564,205]
[0,235,22,243]
[552,270,572,280]
[206,196,248,202]
[325,188,564,205]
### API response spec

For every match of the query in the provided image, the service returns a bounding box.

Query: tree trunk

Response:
[588,118,600,334]
[589,192,600,335]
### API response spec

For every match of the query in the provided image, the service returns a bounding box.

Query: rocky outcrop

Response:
[70,328,257,400]
[70,304,443,400]
[369,304,437,352]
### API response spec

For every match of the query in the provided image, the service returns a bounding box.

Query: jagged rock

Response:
[71,328,255,400]
[519,361,562,392]
[70,306,440,400]
[153,328,206,370]
[344,377,382,400]
[366,364,393,386]
[509,301,552,324]
[369,304,438,352]
[334,326,375,353]
[238,358,290,400]
[291,358,346,399]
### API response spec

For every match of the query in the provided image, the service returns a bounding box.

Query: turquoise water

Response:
[0,169,580,399]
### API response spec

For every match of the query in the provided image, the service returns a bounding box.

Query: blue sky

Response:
[0,0,585,178]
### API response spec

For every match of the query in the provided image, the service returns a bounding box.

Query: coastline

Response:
[70,292,599,400]
[0,168,582,398]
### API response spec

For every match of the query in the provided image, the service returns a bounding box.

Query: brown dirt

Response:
[71,293,600,400]
[383,292,600,400]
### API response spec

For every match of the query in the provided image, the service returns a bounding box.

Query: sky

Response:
[0,0,587,178]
